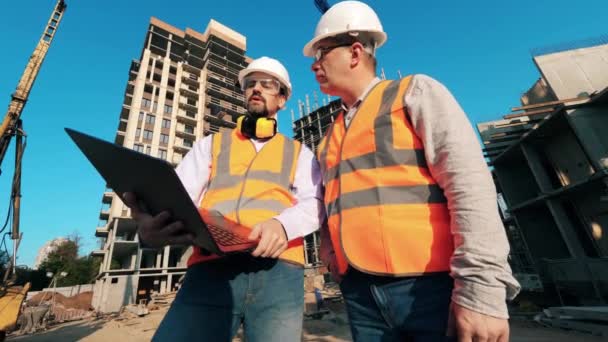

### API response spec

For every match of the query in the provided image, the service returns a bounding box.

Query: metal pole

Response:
[10,120,25,278]
[12,234,22,278]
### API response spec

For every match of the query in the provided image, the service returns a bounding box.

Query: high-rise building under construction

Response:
[91,17,250,313]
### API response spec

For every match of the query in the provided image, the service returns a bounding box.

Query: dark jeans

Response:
[153,255,304,342]
[340,269,455,342]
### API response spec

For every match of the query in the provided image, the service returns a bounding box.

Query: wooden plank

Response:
[486,142,521,150]
[503,107,556,120]
[511,96,588,112]
[548,306,608,323]
[541,317,608,337]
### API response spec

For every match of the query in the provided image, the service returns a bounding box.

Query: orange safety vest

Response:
[317,76,454,276]
[187,129,305,267]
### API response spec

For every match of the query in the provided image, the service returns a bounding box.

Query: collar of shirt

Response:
[250,136,271,151]
[340,77,382,113]
[342,77,382,128]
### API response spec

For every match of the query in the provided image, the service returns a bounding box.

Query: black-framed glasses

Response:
[314,43,353,62]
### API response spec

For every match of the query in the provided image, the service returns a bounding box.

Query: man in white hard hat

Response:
[124,56,324,341]
[305,1,520,342]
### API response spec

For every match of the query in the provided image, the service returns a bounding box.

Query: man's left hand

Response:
[248,219,288,258]
[448,303,509,342]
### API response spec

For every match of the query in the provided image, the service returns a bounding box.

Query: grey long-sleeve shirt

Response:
[342,75,521,319]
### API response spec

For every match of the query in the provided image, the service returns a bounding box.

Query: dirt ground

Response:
[27,292,93,311]
[7,303,606,342]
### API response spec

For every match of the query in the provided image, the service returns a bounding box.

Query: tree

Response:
[38,234,101,287]
[62,256,101,286]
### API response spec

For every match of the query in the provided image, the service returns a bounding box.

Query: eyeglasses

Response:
[314,43,353,62]
[242,78,281,95]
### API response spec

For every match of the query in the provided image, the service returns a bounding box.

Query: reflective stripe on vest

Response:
[187,130,305,267]
[318,76,453,276]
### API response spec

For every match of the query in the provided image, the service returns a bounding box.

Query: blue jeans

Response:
[153,255,304,342]
[340,269,455,342]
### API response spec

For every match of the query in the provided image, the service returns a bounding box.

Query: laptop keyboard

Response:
[207,224,250,246]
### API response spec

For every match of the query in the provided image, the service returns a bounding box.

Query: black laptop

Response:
[65,127,256,255]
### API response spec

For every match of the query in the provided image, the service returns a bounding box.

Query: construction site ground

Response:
[6,301,606,342]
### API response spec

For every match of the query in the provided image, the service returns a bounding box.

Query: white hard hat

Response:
[303,1,387,57]
[238,56,292,99]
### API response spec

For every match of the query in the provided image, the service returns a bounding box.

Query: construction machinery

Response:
[0,0,67,338]
[314,0,331,13]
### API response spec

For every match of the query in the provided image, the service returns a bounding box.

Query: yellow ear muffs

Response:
[255,117,277,139]
[236,115,277,139]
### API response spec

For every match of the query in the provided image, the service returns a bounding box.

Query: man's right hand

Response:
[319,223,342,283]
[323,250,342,284]
[123,192,194,248]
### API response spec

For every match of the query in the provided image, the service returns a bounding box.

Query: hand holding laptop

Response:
[123,192,194,248]
[125,190,285,257]
[248,219,289,258]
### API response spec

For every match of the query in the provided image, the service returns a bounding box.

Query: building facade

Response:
[477,39,608,304]
[91,17,250,313]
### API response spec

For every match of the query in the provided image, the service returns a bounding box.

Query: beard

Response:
[247,97,269,118]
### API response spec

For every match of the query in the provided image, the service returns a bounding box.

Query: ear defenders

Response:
[236,115,277,139]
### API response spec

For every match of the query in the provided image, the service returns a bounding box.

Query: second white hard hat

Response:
[303,1,387,57]
[238,57,292,99]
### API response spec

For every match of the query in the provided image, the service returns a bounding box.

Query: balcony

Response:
[175,127,197,140]
[208,51,244,74]
[99,209,110,221]
[176,111,198,125]
[207,83,244,102]
[178,100,198,113]
[102,191,113,204]
[130,60,141,73]
[182,62,201,74]
[115,218,137,240]
[206,88,243,108]
[204,114,236,129]
[95,225,109,238]
[206,100,245,120]
[203,124,222,136]
[207,75,239,93]
[206,57,239,78]
[120,106,130,120]
[206,62,238,80]
[91,249,106,257]
[173,143,192,154]
[179,87,199,100]
[181,75,199,87]
[208,37,246,57]
[112,239,138,249]
[114,131,125,146]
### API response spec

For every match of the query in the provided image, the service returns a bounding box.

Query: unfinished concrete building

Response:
[291,98,341,267]
[293,98,341,154]
[91,17,250,313]
[477,38,608,305]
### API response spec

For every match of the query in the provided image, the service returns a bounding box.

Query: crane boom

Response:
[0,0,67,169]
[314,0,330,14]
[0,0,67,290]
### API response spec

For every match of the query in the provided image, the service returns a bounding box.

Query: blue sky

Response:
[1,0,607,267]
